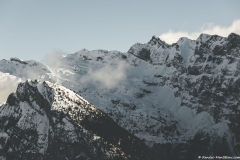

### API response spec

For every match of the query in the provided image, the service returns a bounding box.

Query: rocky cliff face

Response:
[0,33,240,159]
[127,33,240,159]
[0,80,157,160]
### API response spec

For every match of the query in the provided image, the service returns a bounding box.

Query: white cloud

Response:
[159,19,240,44]
[43,50,66,69]
[0,72,21,104]
[80,61,129,89]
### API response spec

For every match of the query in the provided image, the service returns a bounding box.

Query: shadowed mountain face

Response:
[0,80,158,160]
[0,33,240,159]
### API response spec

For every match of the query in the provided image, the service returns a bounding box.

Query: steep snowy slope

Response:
[0,80,157,160]
[0,33,240,159]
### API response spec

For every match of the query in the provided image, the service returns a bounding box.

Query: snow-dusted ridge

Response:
[0,80,158,159]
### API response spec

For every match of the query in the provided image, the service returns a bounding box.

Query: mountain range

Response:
[0,33,240,159]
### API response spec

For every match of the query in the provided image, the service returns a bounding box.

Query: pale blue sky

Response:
[0,0,239,61]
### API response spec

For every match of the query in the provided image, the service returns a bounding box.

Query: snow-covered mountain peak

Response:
[0,58,51,82]
[228,32,240,39]
[10,57,44,67]
[149,35,168,46]
[75,48,89,54]
[227,32,240,48]
[196,33,212,43]
[10,57,25,63]
[176,37,193,44]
